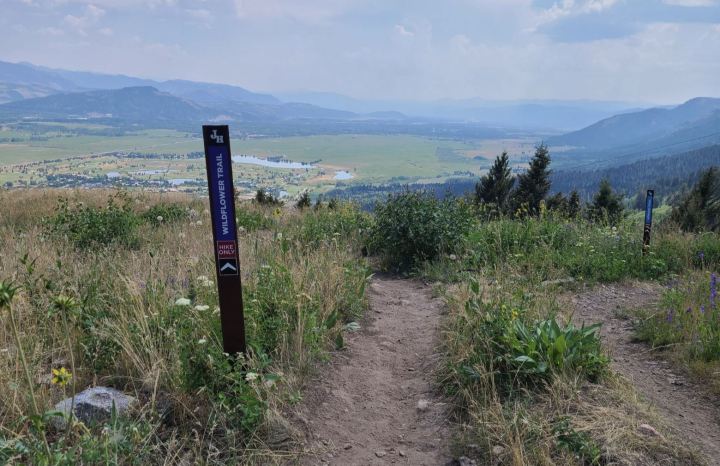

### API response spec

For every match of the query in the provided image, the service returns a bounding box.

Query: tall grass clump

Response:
[634,271,720,391]
[369,190,474,271]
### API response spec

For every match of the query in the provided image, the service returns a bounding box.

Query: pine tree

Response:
[511,144,552,215]
[567,190,582,218]
[546,192,567,214]
[671,167,720,232]
[589,179,624,225]
[475,151,514,214]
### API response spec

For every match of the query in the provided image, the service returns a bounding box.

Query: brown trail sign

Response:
[202,125,246,355]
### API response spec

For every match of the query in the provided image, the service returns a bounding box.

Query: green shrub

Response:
[49,194,141,248]
[296,203,370,249]
[457,279,607,393]
[236,207,274,232]
[370,191,474,271]
[141,202,188,226]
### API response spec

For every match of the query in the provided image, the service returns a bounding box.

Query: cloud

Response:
[663,0,717,6]
[233,0,360,22]
[394,24,414,37]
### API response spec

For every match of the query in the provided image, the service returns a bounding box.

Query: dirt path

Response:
[291,276,451,465]
[569,282,720,465]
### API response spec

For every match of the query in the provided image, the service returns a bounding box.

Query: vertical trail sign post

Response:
[202,125,246,356]
[642,189,654,256]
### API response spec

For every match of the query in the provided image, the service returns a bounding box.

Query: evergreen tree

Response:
[546,192,568,214]
[671,167,720,232]
[589,179,624,225]
[475,151,514,213]
[511,144,552,215]
[296,191,311,210]
[567,190,582,218]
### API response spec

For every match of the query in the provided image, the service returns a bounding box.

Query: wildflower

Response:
[701,305,706,314]
[711,273,717,308]
[511,309,519,320]
[174,298,192,307]
[156,216,164,223]
[51,367,72,387]
[699,251,705,262]
[194,305,210,311]
[245,372,259,382]
[196,220,203,226]
[666,310,674,323]
[273,208,282,217]
[197,338,207,345]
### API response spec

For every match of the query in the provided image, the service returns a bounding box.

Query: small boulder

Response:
[51,387,137,429]
[491,445,505,456]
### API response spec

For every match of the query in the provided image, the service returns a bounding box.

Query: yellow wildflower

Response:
[51,367,72,387]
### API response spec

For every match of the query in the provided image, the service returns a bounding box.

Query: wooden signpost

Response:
[202,125,246,355]
[642,189,654,255]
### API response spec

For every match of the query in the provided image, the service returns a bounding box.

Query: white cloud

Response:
[663,0,717,6]
[394,24,414,37]
[233,0,360,22]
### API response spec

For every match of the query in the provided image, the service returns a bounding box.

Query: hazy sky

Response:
[1,0,719,103]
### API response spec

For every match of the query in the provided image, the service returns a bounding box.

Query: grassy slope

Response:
[0,189,370,464]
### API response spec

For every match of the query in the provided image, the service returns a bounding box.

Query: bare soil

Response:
[291,276,451,465]
[569,282,720,465]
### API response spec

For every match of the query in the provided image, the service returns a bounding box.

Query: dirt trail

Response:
[292,276,451,465]
[569,283,720,465]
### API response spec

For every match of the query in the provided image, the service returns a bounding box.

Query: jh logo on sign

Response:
[210,129,224,144]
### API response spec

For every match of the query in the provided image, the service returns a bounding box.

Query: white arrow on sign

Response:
[221,262,237,273]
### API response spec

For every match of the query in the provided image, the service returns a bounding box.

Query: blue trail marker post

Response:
[202,125,246,355]
[642,189,654,255]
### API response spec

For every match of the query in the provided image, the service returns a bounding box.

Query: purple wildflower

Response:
[687,306,692,314]
[711,273,717,308]
[667,310,674,323]
[701,305,706,314]
[700,251,705,262]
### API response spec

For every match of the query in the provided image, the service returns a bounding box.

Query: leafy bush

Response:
[236,207,274,232]
[458,279,607,392]
[141,202,188,226]
[296,203,370,249]
[49,194,141,248]
[370,191,474,271]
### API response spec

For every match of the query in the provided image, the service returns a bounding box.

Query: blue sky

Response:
[1,0,718,103]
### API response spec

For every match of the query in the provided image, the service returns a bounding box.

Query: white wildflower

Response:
[197,338,207,345]
[174,298,191,307]
[156,216,164,222]
[194,305,210,311]
[245,372,259,382]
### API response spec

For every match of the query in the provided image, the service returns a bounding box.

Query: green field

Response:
[0,123,545,191]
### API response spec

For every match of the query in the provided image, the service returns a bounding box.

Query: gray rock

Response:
[51,387,137,429]
[262,411,300,449]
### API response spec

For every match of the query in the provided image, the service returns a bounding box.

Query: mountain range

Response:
[0,59,718,153]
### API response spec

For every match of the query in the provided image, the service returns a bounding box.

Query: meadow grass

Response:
[0,189,370,464]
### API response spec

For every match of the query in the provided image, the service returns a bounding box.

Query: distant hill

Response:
[277,91,640,130]
[551,144,720,201]
[548,97,720,150]
[0,60,280,107]
[0,86,224,125]
[0,85,374,126]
